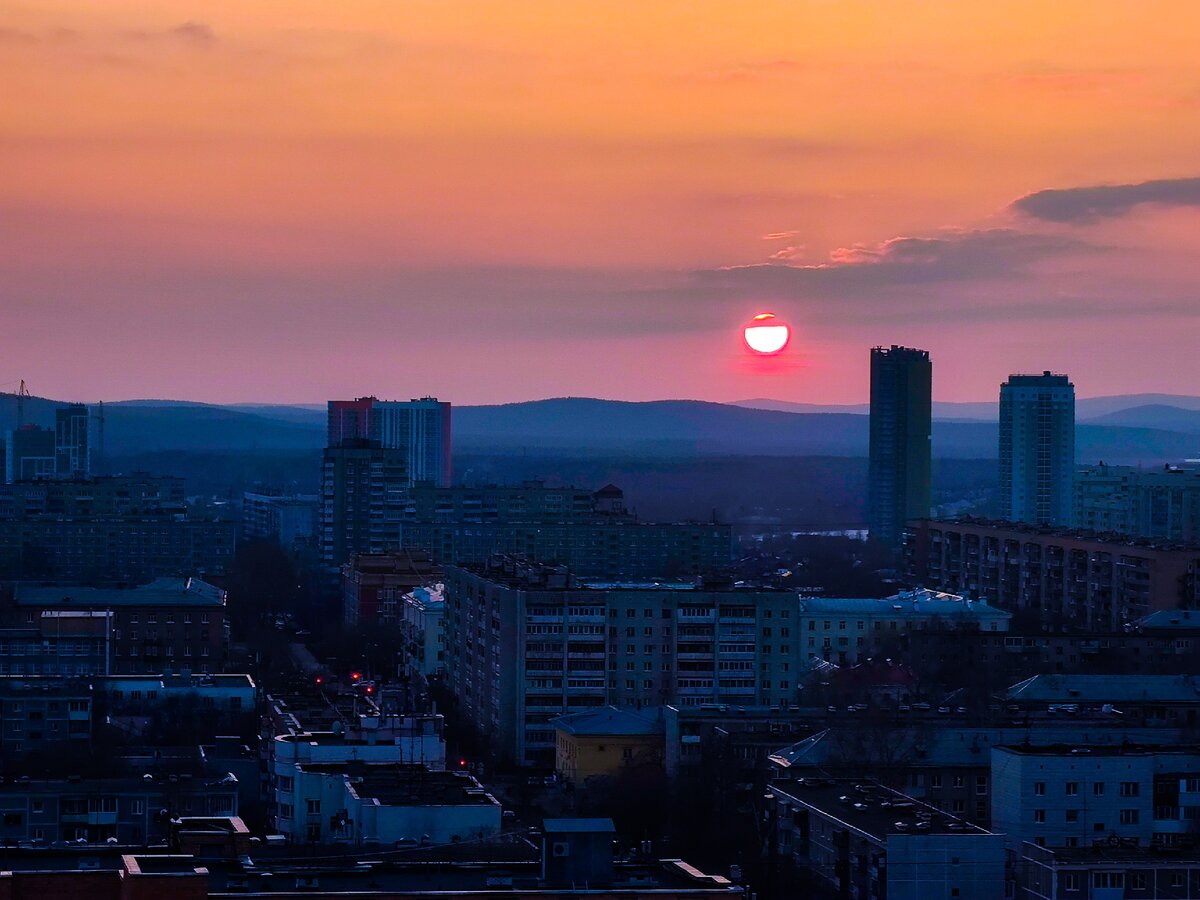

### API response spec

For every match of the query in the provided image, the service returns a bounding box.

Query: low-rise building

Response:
[241,491,318,551]
[991,743,1200,850]
[275,762,501,846]
[0,609,113,676]
[0,771,238,845]
[269,715,447,834]
[0,677,92,756]
[1020,842,1200,899]
[1002,674,1200,728]
[903,518,1200,631]
[797,590,1011,666]
[3,578,229,674]
[551,706,664,787]
[769,777,1007,900]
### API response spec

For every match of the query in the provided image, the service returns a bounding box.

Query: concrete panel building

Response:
[999,372,1075,526]
[868,346,932,549]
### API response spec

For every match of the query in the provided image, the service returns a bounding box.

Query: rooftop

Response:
[995,742,1200,757]
[771,778,994,842]
[1138,608,1200,630]
[916,517,1200,552]
[298,764,498,807]
[1004,674,1200,704]
[551,706,663,737]
[798,589,1009,619]
[14,577,226,608]
[544,818,616,834]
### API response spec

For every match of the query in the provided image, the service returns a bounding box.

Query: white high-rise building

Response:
[999,372,1075,526]
[373,398,452,487]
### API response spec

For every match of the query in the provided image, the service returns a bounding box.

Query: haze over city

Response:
[5,1,1200,403]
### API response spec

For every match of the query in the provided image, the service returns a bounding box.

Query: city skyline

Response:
[4,2,1200,404]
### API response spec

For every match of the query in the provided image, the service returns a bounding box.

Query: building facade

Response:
[341,551,440,628]
[326,397,451,488]
[796,590,1010,666]
[399,584,445,681]
[444,557,799,766]
[1,578,229,674]
[54,404,91,478]
[401,481,733,578]
[999,372,1075,526]
[769,778,1007,900]
[241,491,318,551]
[991,744,1200,850]
[904,518,1200,631]
[319,441,409,573]
[1074,463,1200,541]
[4,426,55,483]
[868,345,932,549]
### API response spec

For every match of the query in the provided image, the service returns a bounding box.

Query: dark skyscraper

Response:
[999,371,1075,526]
[868,345,932,548]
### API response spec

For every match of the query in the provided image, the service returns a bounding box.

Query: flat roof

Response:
[544,818,616,834]
[771,778,995,842]
[1005,674,1200,703]
[799,591,1009,619]
[551,706,663,737]
[916,517,1200,552]
[996,743,1200,757]
[300,764,497,807]
[15,577,225,608]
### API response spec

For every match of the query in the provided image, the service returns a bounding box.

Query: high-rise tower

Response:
[868,346,932,548]
[999,371,1075,525]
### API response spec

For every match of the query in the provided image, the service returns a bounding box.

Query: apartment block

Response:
[797,590,1011,666]
[444,557,799,766]
[868,345,932,549]
[341,550,440,628]
[769,777,1007,900]
[273,762,499,846]
[1074,463,1200,541]
[241,491,318,550]
[999,372,1075,526]
[991,743,1200,850]
[319,441,409,573]
[904,518,1200,631]
[1,578,228,674]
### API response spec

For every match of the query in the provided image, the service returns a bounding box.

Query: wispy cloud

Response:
[1013,176,1200,224]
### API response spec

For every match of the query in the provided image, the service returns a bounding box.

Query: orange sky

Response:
[4,1,1200,403]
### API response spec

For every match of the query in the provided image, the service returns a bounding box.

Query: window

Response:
[131,800,144,815]
[306,799,321,815]
[1034,782,1046,796]
[931,775,943,789]
[1130,873,1148,890]
[1120,782,1140,797]
[976,775,988,795]
[1091,872,1124,889]
[1065,782,1079,797]
[1093,782,1105,796]
[1093,822,1106,832]
[953,775,964,788]
[1062,873,1079,891]
[1119,809,1139,825]
[32,800,43,813]
[1034,809,1046,823]
[1065,809,1079,822]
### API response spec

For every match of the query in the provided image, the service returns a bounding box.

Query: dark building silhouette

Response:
[868,345,931,548]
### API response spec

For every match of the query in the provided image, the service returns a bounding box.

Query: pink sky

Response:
[3,1,1200,404]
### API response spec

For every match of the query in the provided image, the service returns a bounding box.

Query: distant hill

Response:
[1080,404,1200,434]
[3,392,1199,463]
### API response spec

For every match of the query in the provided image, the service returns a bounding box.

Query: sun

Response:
[743,312,790,355]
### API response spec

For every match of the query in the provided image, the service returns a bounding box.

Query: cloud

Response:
[123,21,217,46]
[762,230,803,241]
[1013,176,1200,224]
[716,228,1090,285]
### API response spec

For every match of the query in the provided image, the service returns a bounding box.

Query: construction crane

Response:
[16,380,29,428]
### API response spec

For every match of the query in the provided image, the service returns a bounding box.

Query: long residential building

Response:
[1074,463,1200,541]
[903,517,1200,631]
[444,556,798,766]
[0,577,229,674]
[401,481,733,578]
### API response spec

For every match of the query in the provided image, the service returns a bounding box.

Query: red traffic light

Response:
[315,676,323,685]
[351,672,361,681]
[459,758,467,768]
